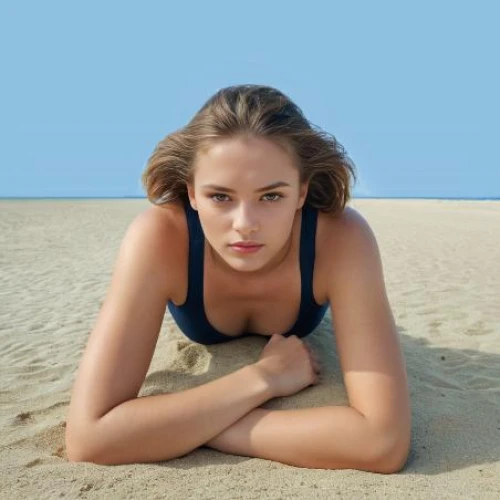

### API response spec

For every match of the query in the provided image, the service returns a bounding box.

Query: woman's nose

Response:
[232,204,259,234]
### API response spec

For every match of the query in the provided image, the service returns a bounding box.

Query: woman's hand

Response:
[252,334,321,398]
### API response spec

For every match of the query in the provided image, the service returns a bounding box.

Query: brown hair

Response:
[142,84,357,214]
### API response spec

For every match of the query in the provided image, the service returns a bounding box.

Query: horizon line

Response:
[1,196,499,201]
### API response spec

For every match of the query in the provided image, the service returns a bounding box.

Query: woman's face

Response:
[187,134,309,276]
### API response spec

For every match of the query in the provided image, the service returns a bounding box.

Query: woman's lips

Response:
[230,244,263,253]
[231,243,262,247]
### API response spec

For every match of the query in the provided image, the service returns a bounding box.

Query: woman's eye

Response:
[211,194,230,202]
[263,193,283,202]
[210,193,283,203]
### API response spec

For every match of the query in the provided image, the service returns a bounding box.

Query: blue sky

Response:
[1,1,498,199]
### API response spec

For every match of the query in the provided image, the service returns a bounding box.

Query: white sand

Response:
[1,198,499,499]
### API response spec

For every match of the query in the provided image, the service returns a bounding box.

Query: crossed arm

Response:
[205,210,411,473]
[66,208,410,471]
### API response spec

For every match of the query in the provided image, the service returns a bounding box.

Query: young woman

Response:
[65,84,411,472]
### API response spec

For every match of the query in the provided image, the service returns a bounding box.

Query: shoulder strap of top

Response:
[299,203,318,306]
[183,199,205,306]
[282,202,321,336]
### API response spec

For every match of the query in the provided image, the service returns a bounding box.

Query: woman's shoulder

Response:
[316,205,374,276]
[141,200,186,230]
[316,203,355,242]
[129,201,188,291]
[133,201,186,241]
[317,205,371,244]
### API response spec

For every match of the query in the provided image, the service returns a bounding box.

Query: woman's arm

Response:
[65,209,274,465]
[205,209,411,473]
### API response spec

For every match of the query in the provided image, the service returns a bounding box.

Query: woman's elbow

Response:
[65,438,112,465]
[368,426,412,474]
[65,419,107,464]
[65,438,91,464]
[66,443,93,464]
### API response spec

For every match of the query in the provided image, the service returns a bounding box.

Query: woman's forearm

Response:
[205,405,409,473]
[66,364,274,465]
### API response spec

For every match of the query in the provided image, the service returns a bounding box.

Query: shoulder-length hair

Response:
[142,84,357,214]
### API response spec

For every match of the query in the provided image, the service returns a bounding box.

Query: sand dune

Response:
[1,198,499,499]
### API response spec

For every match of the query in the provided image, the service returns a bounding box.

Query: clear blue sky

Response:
[1,1,498,199]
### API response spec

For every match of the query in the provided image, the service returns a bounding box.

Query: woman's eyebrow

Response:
[201,181,291,193]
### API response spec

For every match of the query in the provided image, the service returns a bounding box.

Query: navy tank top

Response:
[167,200,330,345]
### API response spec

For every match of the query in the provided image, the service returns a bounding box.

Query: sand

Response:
[1,198,499,499]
